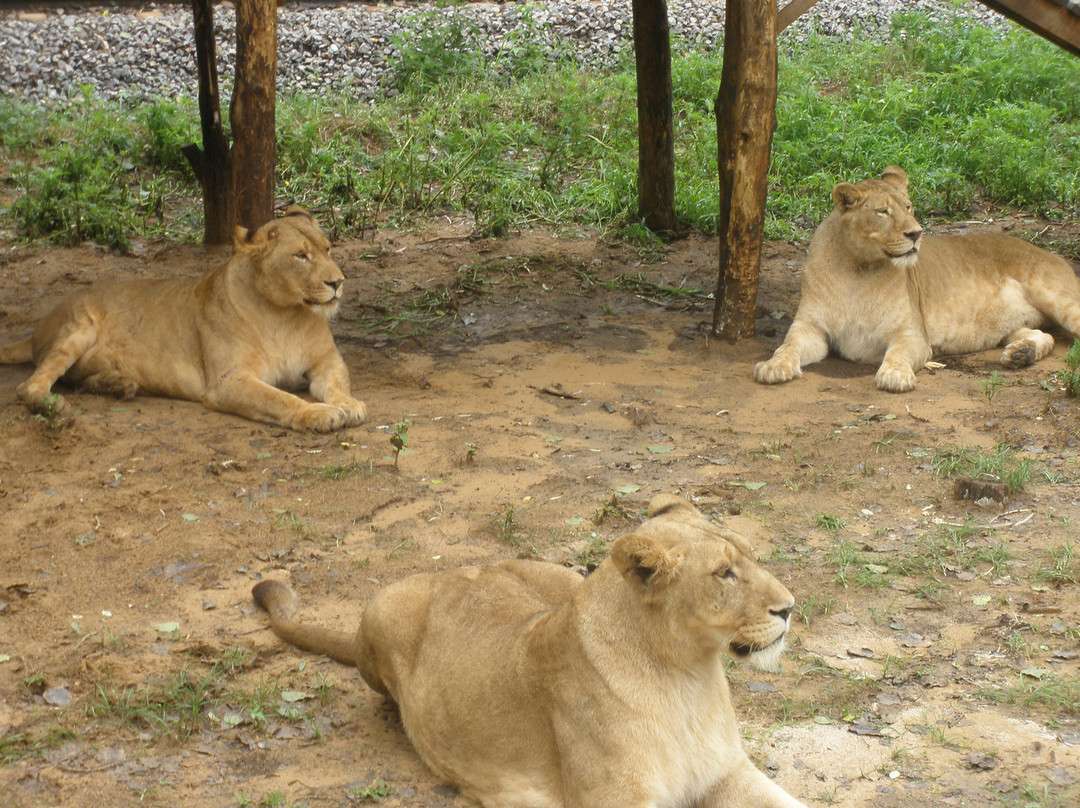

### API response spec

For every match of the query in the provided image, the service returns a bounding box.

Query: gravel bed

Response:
[1,1,1010,105]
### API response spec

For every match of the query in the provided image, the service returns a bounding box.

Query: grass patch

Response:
[930,444,1033,492]
[2,12,1077,245]
[977,673,1080,717]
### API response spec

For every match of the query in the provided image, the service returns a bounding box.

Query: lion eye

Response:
[714,568,737,581]
[295,252,310,262]
[876,207,889,215]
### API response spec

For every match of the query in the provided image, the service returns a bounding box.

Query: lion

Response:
[252,494,806,808]
[754,166,1080,392]
[0,207,367,431]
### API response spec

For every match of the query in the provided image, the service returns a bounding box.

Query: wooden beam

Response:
[231,0,279,231]
[712,0,778,341]
[632,0,677,233]
[182,0,234,245]
[977,0,1080,57]
[778,0,823,33]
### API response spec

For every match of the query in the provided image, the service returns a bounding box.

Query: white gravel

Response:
[0,1,1010,104]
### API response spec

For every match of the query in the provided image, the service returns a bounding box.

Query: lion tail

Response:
[0,337,33,365]
[251,579,357,666]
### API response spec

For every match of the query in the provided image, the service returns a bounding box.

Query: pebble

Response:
[0,1,1009,105]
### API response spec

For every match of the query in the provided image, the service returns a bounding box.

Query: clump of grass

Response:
[814,513,848,533]
[931,444,1032,492]
[1057,338,1080,398]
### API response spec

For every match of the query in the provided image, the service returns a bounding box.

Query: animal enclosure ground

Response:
[1,215,1079,808]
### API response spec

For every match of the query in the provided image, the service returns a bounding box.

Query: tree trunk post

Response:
[712,0,778,340]
[632,0,677,233]
[231,0,278,232]
[182,0,234,245]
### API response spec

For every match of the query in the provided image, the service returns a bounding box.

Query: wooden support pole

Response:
[231,0,278,231]
[632,0,677,233]
[182,0,233,245]
[712,0,777,340]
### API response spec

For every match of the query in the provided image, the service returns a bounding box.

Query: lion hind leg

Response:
[81,370,139,400]
[1001,328,1053,369]
[16,323,98,415]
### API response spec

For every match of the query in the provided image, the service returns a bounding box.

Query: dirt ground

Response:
[1,213,1079,808]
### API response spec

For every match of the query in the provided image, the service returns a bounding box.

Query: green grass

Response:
[931,444,1033,492]
[1,11,1078,246]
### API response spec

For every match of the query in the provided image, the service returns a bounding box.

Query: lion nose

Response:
[326,279,343,293]
[906,228,922,243]
[771,606,792,622]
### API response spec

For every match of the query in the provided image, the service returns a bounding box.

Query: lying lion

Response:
[253,495,806,808]
[0,207,367,431]
[755,166,1080,392]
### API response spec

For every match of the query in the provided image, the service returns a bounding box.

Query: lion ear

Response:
[645,494,697,520]
[831,182,863,209]
[610,533,683,589]
[881,166,909,190]
[284,204,314,221]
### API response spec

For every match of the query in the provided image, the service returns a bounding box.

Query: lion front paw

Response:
[875,364,917,393]
[17,382,70,417]
[754,356,801,385]
[292,403,349,433]
[1001,341,1037,368]
[334,396,368,427]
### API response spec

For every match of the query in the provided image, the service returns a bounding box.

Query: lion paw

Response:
[17,382,70,416]
[335,397,368,427]
[1001,341,1037,369]
[292,403,349,433]
[754,357,801,385]
[875,365,917,393]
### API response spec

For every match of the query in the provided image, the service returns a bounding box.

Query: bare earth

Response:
[1,216,1078,808]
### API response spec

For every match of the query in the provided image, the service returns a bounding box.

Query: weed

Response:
[931,444,1032,492]
[310,460,373,481]
[980,370,1006,405]
[30,394,70,430]
[569,534,608,571]
[978,673,1080,717]
[793,593,837,627]
[350,778,395,802]
[390,419,411,468]
[815,513,848,533]
[1036,541,1078,586]
[1056,338,1080,397]
[273,509,313,535]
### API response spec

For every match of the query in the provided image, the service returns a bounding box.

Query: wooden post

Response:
[712,0,778,340]
[182,0,234,245]
[231,0,278,231]
[632,0,677,233]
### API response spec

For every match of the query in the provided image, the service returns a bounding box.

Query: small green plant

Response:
[980,370,1006,405]
[30,393,69,430]
[350,778,394,803]
[931,444,1032,492]
[1060,338,1080,398]
[390,419,411,468]
[814,513,848,533]
[569,534,608,571]
[311,460,373,481]
[1036,541,1078,586]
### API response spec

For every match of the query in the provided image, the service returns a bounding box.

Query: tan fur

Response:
[755,167,1080,392]
[0,207,367,431]
[253,495,805,808]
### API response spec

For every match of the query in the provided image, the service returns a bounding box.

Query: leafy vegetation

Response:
[1,11,1077,247]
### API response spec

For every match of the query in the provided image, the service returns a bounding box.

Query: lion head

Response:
[610,495,795,671]
[235,206,345,317]
[831,166,923,269]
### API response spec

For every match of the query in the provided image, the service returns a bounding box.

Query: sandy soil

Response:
[1,215,1078,808]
